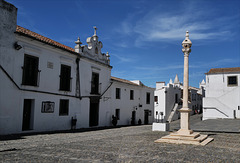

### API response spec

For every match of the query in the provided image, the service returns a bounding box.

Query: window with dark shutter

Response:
[130,90,134,100]
[146,92,150,104]
[228,76,238,86]
[22,54,39,86]
[60,65,71,91]
[116,88,121,99]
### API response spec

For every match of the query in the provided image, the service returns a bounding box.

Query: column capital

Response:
[182,31,192,56]
[182,48,191,55]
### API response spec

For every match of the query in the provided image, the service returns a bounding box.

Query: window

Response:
[130,90,134,100]
[22,54,39,86]
[116,88,121,99]
[60,64,71,91]
[228,76,238,86]
[146,92,150,104]
[91,72,99,94]
[154,96,158,103]
[115,109,120,120]
[59,99,69,116]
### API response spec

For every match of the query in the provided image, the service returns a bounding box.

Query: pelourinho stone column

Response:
[154,31,213,145]
[177,31,193,135]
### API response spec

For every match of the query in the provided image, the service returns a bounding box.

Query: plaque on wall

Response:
[42,101,54,113]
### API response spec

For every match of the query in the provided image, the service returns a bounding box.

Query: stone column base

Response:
[177,128,193,135]
[155,132,213,146]
[152,122,169,131]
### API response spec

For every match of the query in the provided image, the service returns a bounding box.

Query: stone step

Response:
[155,138,201,145]
[195,134,208,142]
[155,133,214,146]
[161,134,206,142]
[170,132,200,138]
[200,137,214,146]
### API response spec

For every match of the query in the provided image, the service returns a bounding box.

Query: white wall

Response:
[154,87,166,122]
[203,73,240,120]
[154,84,181,122]
[110,81,154,126]
[205,73,240,97]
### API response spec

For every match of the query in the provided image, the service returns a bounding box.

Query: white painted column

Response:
[182,53,189,109]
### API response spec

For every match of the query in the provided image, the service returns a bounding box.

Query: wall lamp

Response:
[14,42,22,50]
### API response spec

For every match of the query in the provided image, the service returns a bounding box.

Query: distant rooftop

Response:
[111,76,139,86]
[206,67,240,74]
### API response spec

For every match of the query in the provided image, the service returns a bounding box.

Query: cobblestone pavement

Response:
[1,115,240,162]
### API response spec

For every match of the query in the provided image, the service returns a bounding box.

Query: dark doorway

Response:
[131,111,136,125]
[175,94,178,103]
[22,99,33,131]
[144,110,149,124]
[89,97,99,127]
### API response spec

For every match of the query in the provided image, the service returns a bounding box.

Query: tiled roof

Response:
[15,25,76,54]
[111,76,139,86]
[207,67,240,74]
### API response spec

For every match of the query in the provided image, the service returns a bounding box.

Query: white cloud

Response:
[135,64,183,71]
[189,58,239,69]
[115,1,238,47]
[111,53,136,63]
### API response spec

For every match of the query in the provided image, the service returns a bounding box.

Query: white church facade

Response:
[154,75,204,123]
[203,67,240,120]
[0,0,154,135]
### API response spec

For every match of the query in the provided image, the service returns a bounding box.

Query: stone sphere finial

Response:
[75,37,83,53]
[106,52,110,60]
[75,37,82,45]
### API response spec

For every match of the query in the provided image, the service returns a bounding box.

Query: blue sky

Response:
[8,0,240,88]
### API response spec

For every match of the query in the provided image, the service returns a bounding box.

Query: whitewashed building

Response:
[110,77,154,126]
[203,67,240,120]
[154,75,204,123]
[0,0,154,135]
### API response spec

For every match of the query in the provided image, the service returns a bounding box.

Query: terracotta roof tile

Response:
[207,67,240,74]
[111,76,139,86]
[15,25,76,53]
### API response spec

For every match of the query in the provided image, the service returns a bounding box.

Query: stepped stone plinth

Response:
[155,132,213,146]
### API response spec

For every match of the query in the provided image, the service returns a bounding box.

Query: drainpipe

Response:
[75,57,81,99]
